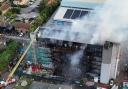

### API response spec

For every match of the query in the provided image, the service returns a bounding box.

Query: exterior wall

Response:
[110,44,120,79]
[100,46,112,84]
[100,44,120,84]
[100,63,111,84]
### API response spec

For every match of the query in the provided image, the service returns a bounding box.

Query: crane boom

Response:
[6,27,39,82]
[6,40,33,81]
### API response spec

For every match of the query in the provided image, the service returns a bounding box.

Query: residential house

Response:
[0,2,11,14]
[15,22,31,33]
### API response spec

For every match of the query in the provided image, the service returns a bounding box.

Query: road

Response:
[21,0,42,14]
[4,35,30,42]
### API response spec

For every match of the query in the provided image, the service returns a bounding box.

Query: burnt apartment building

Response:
[30,0,120,84]
[35,27,120,84]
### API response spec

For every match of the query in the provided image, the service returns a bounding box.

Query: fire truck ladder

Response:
[6,28,39,82]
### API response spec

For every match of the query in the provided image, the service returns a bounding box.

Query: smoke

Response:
[66,50,84,79]
[70,50,84,66]
[71,0,128,44]
[40,0,128,45]
[40,0,128,77]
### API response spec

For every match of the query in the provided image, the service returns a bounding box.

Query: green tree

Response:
[38,0,48,12]
[30,0,60,32]
[11,7,21,14]
[0,40,20,71]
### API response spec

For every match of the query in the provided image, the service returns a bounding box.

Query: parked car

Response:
[109,79,114,86]
[19,32,23,37]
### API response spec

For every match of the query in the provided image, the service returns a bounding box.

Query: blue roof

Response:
[61,0,103,9]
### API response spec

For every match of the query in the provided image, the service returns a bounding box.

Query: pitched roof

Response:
[15,22,31,31]
[1,2,11,11]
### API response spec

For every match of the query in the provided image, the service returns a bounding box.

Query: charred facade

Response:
[35,28,120,84]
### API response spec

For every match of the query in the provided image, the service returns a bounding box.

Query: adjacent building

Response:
[15,22,31,33]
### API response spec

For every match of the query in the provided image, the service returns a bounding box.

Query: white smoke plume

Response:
[71,0,128,44]
[41,0,128,45]
[65,50,84,78]
[70,50,84,66]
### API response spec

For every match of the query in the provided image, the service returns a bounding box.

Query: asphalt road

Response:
[21,0,41,14]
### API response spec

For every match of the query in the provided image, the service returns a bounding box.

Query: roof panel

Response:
[71,10,81,19]
[79,11,89,18]
[63,9,74,19]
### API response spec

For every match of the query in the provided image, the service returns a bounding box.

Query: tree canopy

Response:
[0,40,20,71]
[30,0,60,32]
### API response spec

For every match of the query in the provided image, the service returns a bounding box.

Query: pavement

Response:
[17,0,41,22]
[21,0,41,14]
[4,35,30,42]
